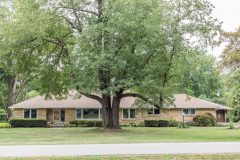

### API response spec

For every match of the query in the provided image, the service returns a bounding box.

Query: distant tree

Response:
[221,28,240,121]
[177,51,224,103]
[0,0,71,117]
[221,28,240,70]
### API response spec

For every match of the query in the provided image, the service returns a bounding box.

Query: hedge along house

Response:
[9,93,230,126]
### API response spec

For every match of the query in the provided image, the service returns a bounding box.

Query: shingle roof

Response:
[9,93,136,109]
[9,93,229,110]
[172,94,229,110]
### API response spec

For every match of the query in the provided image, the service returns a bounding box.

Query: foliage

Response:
[185,122,198,126]
[221,28,240,70]
[0,109,7,122]
[144,120,159,127]
[221,28,240,121]
[168,119,179,127]
[228,121,235,129]
[0,0,73,112]
[158,120,171,127]
[120,122,144,127]
[226,71,240,121]
[193,113,216,127]
[144,119,179,127]
[0,122,11,128]
[228,107,240,123]
[177,122,190,128]
[177,52,224,102]
[9,119,47,127]
[69,120,102,127]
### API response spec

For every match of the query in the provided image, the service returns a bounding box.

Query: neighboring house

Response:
[9,93,229,126]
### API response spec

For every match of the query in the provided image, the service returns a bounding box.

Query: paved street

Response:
[0,142,240,157]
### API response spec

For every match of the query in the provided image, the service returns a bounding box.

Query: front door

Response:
[217,110,226,122]
[54,109,65,124]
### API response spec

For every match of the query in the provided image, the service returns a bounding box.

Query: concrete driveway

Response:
[0,142,240,157]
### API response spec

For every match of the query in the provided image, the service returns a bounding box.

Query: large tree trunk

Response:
[112,96,121,128]
[101,95,121,129]
[101,95,113,128]
[7,75,17,119]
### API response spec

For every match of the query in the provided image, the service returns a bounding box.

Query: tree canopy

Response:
[221,28,240,121]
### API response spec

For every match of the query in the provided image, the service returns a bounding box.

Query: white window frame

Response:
[23,109,37,119]
[76,108,101,120]
[122,109,136,119]
[182,108,196,115]
[147,108,160,115]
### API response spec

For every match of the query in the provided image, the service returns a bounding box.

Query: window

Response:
[123,109,136,119]
[83,109,99,119]
[76,109,101,120]
[147,108,160,115]
[77,109,82,119]
[183,108,196,115]
[24,109,37,119]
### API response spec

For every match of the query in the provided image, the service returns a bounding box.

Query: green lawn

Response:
[1,154,240,160]
[0,127,240,145]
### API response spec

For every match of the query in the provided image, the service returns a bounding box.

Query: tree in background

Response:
[221,28,240,122]
[0,0,72,117]
[177,51,225,104]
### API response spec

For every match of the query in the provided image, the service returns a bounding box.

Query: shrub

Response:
[9,119,47,127]
[68,124,77,127]
[0,123,11,128]
[121,121,144,127]
[69,120,102,127]
[158,120,169,127]
[144,120,159,127]
[144,120,179,127]
[177,122,190,128]
[228,109,240,123]
[0,109,7,122]
[69,120,78,126]
[228,121,235,129]
[168,119,179,127]
[193,113,216,127]
[185,121,198,126]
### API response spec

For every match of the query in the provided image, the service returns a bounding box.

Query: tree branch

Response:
[120,93,160,108]
[79,92,102,104]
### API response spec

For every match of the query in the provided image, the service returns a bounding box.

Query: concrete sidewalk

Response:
[0,142,240,157]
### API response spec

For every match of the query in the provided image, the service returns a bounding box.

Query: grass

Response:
[0,127,240,145]
[1,154,240,160]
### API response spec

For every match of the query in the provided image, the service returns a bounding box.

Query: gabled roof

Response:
[9,93,229,110]
[172,94,229,110]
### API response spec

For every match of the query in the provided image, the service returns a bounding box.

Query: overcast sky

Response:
[210,0,240,57]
